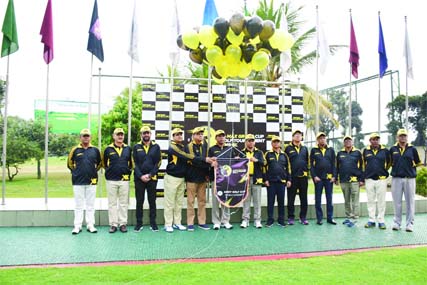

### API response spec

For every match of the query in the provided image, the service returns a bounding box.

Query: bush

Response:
[416,167,427,197]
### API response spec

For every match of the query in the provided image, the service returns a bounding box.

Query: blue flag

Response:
[87,0,104,62]
[378,15,387,78]
[202,0,218,26]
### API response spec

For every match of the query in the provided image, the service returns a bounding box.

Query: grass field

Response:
[0,247,425,284]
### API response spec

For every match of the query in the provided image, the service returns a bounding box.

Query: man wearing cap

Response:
[336,136,364,227]
[240,134,265,229]
[362,133,391,230]
[185,127,216,231]
[209,130,234,230]
[103,128,133,233]
[390,129,422,232]
[67,129,102,235]
[285,130,310,225]
[164,128,210,233]
[133,126,162,232]
[310,132,337,225]
[264,136,292,227]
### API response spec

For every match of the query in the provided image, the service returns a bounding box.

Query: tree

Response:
[50,133,78,156]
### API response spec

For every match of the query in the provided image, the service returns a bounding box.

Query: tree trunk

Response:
[37,159,41,179]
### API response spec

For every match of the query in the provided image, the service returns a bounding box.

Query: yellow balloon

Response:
[206,46,223,65]
[248,35,260,45]
[227,60,239,77]
[225,45,242,64]
[198,25,217,48]
[238,61,252,78]
[252,50,269,71]
[226,29,244,46]
[215,60,229,78]
[282,32,295,51]
[182,31,199,50]
[213,74,227,84]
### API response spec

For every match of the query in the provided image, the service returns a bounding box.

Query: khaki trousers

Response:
[365,179,387,223]
[340,182,360,219]
[186,182,207,225]
[106,180,130,226]
[163,174,186,227]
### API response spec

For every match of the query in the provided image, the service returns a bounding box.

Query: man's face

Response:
[272,140,281,148]
[398,134,407,144]
[293,133,302,143]
[245,139,255,149]
[344,139,353,148]
[114,132,124,144]
[370,137,380,148]
[80,134,91,144]
[193,131,204,143]
[317,136,326,146]
[216,134,225,145]
[173,132,183,143]
[141,131,151,142]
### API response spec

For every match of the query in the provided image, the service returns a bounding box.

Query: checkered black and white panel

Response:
[141,83,304,191]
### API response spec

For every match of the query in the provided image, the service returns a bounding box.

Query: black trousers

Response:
[135,179,157,226]
[287,176,308,220]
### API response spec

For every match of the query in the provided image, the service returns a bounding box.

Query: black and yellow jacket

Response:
[390,143,422,178]
[185,139,210,183]
[362,145,390,180]
[166,141,204,178]
[310,144,336,180]
[285,142,310,178]
[133,141,161,181]
[67,144,102,185]
[240,147,265,185]
[103,143,132,181]
[336,147,364,183]
[264,150,291,183]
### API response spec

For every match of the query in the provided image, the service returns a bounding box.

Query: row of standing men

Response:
[67,126,421,234]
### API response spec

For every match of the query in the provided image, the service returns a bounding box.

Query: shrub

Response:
[416,167,427,197]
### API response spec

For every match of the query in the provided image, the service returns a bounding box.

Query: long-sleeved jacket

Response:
[390,143,421,178]
[185,139,210,183]
[67,144,102,185]
[285,142,309,178]
[336,147,364,182]
[103,143,132,181]
[264,150,291,183]
[166,141,203,178]
[310,144,336,180]
[240,147,265,185]
[133,141,161,181]
[362,145,391,180]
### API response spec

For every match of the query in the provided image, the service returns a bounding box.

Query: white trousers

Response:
[107,180,130,227]
[73,185,96,227]
[365,179,387,223]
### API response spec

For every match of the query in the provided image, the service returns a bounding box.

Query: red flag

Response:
[40,0,53,64]
[349,17,359,79]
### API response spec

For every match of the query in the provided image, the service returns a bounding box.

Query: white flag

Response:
[318,21,330,75]
[128,1,139,63]
[404,22,413,79]
[280,4,292,73]
[169,0,180,67]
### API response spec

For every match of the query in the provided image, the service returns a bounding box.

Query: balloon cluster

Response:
[177,13,294,83]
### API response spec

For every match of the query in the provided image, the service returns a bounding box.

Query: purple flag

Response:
[349,17,359,79]
[40,0,53,64]
[378,15,388,78]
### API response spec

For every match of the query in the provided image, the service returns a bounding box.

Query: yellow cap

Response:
[292,129,303,136]
[271,135,281,142]
[245,134,255,140]
[369,132,380,139]
[397,129,408,136]
[343,135,352,141]
[171,128,183,136]
[215,129,225,136]
[113,128,124,135]
[192,126,205,134]
[316,132,326,139]
[140,126,151,133]
[80,128,91,136]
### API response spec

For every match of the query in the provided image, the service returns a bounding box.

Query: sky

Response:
[0,0,425,140]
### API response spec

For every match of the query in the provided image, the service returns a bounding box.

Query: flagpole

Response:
[1,56,10,205]
[44,64,50,204]
[377,11,381,135]
[88,55,93,130]
[348,9,353,135]
[315,5,320,135]
[404,16,409,130]
[128,58,133,145]
[244,78,248,136]
[281,77,285,142]
[97,67,103,221]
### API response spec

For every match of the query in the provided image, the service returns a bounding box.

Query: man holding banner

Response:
[240,134,265,229]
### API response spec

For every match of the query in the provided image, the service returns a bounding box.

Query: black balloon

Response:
[176,34,189,51]
[229,13,245,35]
[213,17,229,39]
[259,20,275,41]
[245,16,263,39]
[189,48,203,64]
[242,44,256,63]
[212,67,222,79]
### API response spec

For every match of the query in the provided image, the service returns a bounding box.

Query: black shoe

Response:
[109,226,117,233]
[327,219,337,225]
[317,221,323,225]
[277,222,287,228]
[134,224,143,232]
[265,222,274,228]
[119,225,128,233]
[150,224,159,232]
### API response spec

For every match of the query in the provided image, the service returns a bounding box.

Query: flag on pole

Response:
[404,19,413,79]
[40,0,53,64]
[128,1,139,63]
[87,0,104,62]
[202,0,218,26]
[280,4,292,74]
[169,0,180,67]
[378,15,388,78]
[318,19,330,75]
[349,17,359,79]
[1,0,18,57]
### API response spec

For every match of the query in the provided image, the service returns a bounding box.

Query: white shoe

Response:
[71,226,82,235]
[255,221,263,229]
[173,224,187,231]
[222,223,233,229]
[213,224,220,230]
[86,225,98,233]
[165,226,174,233]
[240,220,248,228]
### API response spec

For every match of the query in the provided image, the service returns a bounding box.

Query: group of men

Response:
[67,126,421,235]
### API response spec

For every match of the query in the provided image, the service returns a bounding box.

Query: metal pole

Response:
[404,16,409,130]
[1,56,10,205]
[244,78,248,136]
[44,64,50,204]
[128,59,133,145]
[97,67,103,222]
[378,71,381,134]
[315,5,320,135]
[281,78,286,142]
[88,55,93,130]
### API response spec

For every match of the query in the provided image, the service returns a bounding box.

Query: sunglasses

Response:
[82,135,90,138]
[142,131,150,135]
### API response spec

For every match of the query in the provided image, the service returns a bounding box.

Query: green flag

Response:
[1,0,19,57]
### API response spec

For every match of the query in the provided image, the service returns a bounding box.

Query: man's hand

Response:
[313,176,321,183]
[141,174,151,182]
[359,181,364,187]
[330,177,336,183]
[265,181,270,187]
[249,157,258,162]
[286,181,292,188]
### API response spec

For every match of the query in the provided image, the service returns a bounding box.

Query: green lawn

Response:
[0,247,425,284]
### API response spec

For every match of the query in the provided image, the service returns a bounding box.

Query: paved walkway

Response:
[1,214,426,267]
